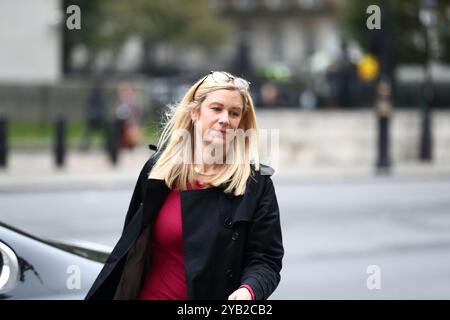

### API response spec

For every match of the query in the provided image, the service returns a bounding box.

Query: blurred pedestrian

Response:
[115,80,143,150]
[85,71,284,300]
[325,41,357,108]
[79,83,106,151]
[299,88,318,110]
[259,82,279,107]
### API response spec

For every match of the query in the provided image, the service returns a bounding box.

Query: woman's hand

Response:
[228,287,252,300]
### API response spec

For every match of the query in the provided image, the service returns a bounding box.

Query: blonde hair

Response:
[149,71,260,196]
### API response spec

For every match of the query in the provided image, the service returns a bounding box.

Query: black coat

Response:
[85,149,284,300]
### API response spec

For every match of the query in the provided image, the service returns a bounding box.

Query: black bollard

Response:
[375,81,392,174]
[377,114,390,170]
[54,117,66,168]
[0,117,8,168]
[107,119,121,166]
[418,0,436,162]
[419,83,433,161]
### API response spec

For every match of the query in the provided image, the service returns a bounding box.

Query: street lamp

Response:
[375,0,393,174]
[419,0,438,161]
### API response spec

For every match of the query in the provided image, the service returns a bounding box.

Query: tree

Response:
[63,0,103,73]
[63,0,230,74]
[339,0,450,65]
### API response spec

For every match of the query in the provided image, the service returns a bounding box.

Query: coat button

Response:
[226,269,233,279]
[224,217,232,227]
[231,231,239,241]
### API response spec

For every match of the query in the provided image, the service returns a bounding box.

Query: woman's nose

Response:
[218,112,229,125]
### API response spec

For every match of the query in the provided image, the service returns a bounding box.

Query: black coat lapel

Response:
[141,178,171,231]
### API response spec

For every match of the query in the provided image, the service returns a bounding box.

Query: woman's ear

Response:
[190,108,199,122]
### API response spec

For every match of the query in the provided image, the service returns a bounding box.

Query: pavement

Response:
[1,146,450,191]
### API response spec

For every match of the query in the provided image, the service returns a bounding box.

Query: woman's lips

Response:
[211,129,227,135]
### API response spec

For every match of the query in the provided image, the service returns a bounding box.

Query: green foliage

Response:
[339,0,450,64]
[63,0,103,47]
[64,0,230,56]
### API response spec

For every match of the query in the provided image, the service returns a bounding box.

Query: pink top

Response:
[139,180,254,300]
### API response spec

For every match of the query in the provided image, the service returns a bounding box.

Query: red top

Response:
[139,185,187,300]
[139,180,254,300]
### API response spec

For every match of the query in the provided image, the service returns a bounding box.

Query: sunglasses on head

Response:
[192,71,251,101]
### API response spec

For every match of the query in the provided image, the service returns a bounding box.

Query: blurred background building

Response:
[0,0,62,83]
[1,0,450,167]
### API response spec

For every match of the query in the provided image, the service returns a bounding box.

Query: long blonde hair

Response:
[149,72,260,195]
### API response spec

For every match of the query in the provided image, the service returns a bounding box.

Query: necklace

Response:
[194,166,216,176]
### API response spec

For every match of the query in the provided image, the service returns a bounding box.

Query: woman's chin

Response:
[210,139,227,147]
[204,135,225,145]
[201,134,234,148]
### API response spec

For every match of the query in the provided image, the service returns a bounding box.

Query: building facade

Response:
[0,0,62,84]
[208,0,342,76]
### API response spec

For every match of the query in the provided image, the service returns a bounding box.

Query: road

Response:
[1,176,450,299]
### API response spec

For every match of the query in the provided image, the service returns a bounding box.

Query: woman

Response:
[85,71,283,300]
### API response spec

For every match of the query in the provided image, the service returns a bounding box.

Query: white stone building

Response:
[0,0,62,84]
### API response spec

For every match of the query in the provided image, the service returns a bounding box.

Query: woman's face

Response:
[192,89,244,146]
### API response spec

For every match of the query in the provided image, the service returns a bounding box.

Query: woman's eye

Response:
[231,112,240,117]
